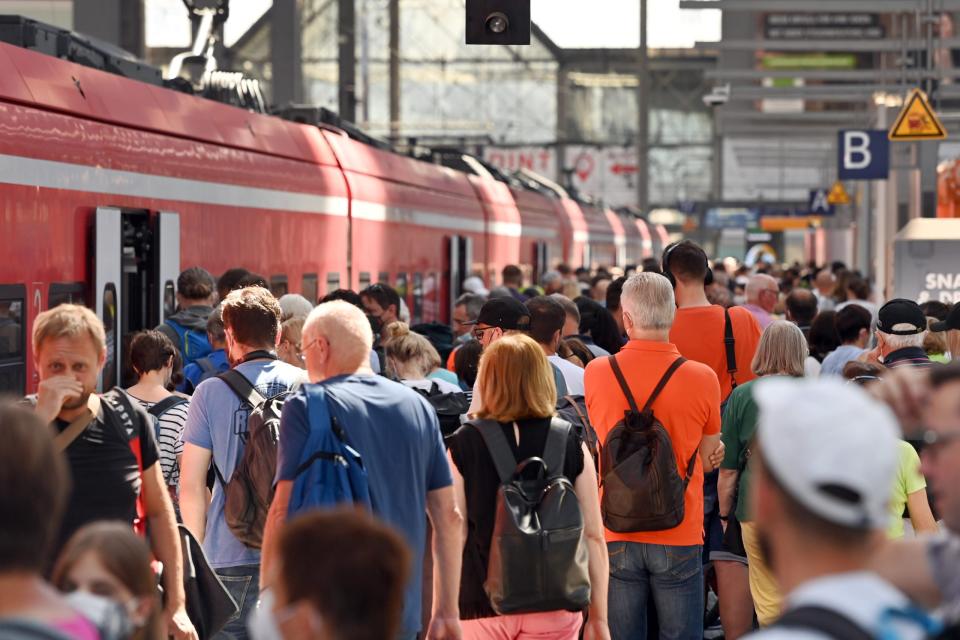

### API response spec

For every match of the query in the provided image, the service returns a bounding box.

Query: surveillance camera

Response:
[702,84,730,108]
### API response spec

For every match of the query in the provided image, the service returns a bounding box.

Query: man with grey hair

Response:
[744,273,779,330]
[864,299,933,369]
[260,300,464,640]
[452,292,486,341]
[584,272,724,640]
[541,269,564,295]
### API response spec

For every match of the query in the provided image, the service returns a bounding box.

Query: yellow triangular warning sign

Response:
[889,89,947,141]
[827,181,851,205]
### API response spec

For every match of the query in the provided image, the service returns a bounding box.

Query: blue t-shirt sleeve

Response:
[181,382,213,450]
[423,405,453,491]
[276,391,311,484]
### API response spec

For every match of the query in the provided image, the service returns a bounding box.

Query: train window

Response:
[101,283,118,391]
[270,275,288,298]
[359,272,371,290]
[326,272,340,293]
[412,273,423,325]
[0,284,26,396]
[163,281,176,318]
[302,273,318,304]
[378,271,390,285]
[48,282,86,309]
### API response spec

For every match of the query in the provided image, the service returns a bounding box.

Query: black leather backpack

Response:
[471,418,591,615]
[600,356,698,533]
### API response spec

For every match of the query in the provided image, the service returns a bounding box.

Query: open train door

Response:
[533,241,549,284]
[93,207,123,392]
[156,212,181,324]
[447,235,473,320]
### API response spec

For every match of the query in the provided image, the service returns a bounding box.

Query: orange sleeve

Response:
[703,367,722,436]
[446,345,459,372]
[733,308,762,385]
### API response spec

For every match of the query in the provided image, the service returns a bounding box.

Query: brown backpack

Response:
[600,356,698,533]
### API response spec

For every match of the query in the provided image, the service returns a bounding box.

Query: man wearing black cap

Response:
[930,303,960,360]
[866,299,934,369]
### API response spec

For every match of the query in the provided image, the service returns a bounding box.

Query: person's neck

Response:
[312,363,374,383]
[127,371,171,402]
[235,344,274,361]
[745,298,762,309]
[626,328,671,342]
[674,283,711,309]
[773,535,877,596]
[540,343,557,357]
[0,572,53,615]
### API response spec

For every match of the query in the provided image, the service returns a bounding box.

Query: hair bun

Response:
[382,321,410,340]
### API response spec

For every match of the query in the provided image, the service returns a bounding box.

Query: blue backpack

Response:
[166,319,213,365]
[287,384,373,517]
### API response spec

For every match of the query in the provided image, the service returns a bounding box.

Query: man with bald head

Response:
[260,301,464,640]
[813,269,837,312]
[785,288,821,376]
[743,274,779,330]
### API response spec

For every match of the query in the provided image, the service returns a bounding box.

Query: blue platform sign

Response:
[809,189,835,216]
[838,130,889,180]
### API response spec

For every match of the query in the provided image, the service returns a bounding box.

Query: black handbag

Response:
[721,447,751,558]
[173,524,239,640]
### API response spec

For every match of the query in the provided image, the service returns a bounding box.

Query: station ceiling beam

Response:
[706,69,960,81]
[681,0,960,11]
[696,38,960,52]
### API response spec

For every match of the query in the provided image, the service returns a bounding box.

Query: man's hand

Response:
[866,366,931,435]
[583,617,611,640]
[34,375,83,423]
[425,616,462,640]
[165,606,198,640]
[708,441,726,469]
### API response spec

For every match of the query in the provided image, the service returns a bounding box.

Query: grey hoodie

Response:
[156,305,213,346]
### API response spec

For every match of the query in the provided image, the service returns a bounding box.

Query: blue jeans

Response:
[214,564,260,640]
[608,542,704,640]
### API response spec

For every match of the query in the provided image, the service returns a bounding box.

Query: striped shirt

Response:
[131,395,190,489]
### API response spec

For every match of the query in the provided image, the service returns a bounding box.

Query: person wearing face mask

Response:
[53,522,163,640]
[125,330,191,503]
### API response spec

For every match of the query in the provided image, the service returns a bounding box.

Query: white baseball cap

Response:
[753,377,902,530]
[462,276,490,297]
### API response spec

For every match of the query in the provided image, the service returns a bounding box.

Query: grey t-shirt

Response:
[181,359,305,568]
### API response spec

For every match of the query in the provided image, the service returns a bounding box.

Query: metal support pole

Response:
[389,0,400,141]
[637,0,650,213]
[338,0,357,122]
[272,0,303,106]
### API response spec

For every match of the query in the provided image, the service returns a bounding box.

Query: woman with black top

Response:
[446,334,610,640]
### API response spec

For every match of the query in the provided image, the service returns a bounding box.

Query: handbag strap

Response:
[724,308,738,391]
[53,394,101,452]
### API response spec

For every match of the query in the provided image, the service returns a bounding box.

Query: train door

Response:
[92,208,180,391]
[533,241,549,285]
[447,235,473,319]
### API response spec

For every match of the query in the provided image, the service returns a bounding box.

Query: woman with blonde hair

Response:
[717,320,807,632]
[382,321,461,391]
[52,522,163,640]
[446,334,609,640]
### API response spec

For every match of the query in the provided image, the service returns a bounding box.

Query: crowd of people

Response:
[3,244,960,640]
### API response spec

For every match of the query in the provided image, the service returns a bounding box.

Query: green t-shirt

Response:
[887,440,927,539]
[720,379,765,523]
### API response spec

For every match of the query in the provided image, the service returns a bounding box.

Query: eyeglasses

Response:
[473,326,494,340]
[299,338,321,362]
[909,428,960,449]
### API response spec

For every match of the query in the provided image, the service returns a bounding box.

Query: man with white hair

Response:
[865,299,933,369]
[584,272,724,640]
[259,300,464,640]
[743,274,779,330]
[278,293,314,322]
[744,378,936,639]
[541,270,564,295]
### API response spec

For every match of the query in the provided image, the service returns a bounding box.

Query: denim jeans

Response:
[607,542,704,640]
[214,564,260,640]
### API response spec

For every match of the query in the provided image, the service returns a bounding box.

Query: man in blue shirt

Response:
[180,304,230,393]
[180,287,305,639]
[261,300,464,640]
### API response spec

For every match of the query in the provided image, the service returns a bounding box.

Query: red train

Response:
[0,24,667,396]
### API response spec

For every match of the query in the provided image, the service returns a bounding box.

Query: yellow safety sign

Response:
[827,181,851,205]
[889,89,947,141]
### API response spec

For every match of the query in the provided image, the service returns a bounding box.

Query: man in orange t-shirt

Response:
[585,272,722,640]
[662,240,762,639]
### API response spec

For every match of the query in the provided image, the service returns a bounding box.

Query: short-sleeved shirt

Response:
[719,379,768,523]
[888,440,927,539]
[180,349,229,394]
[447,417,585,619]
[181,359,305,569]
[670,305,762,401]
[53,396,160,551]
[820,345,866,376]
[584,340,721,546]
[549,354,586,396]
[275,375,452,637]
[130,394,189,488]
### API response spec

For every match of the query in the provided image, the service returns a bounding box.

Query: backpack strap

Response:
[773,606,872,640]
[544,418,572,480]
[641,357,686,413]
[196,357,217,376]
[103,389,148,537]
[608,355,640,413]
[472,419,518,484]
[562,395,589,428]
[723,308,738,391]
[147,395,188,418]
[217,369,267,408]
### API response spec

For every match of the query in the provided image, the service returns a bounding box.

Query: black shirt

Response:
[447,417,584,620]
[53,394,159,551]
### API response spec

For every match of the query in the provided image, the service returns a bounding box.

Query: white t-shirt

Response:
[548,354,585,396]
[804,356,821,378]
[746,571,934,640]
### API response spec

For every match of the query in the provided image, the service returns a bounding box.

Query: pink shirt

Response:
[54,615,101,640]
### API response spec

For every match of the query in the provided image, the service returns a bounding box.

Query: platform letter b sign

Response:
[838,130,889,180]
